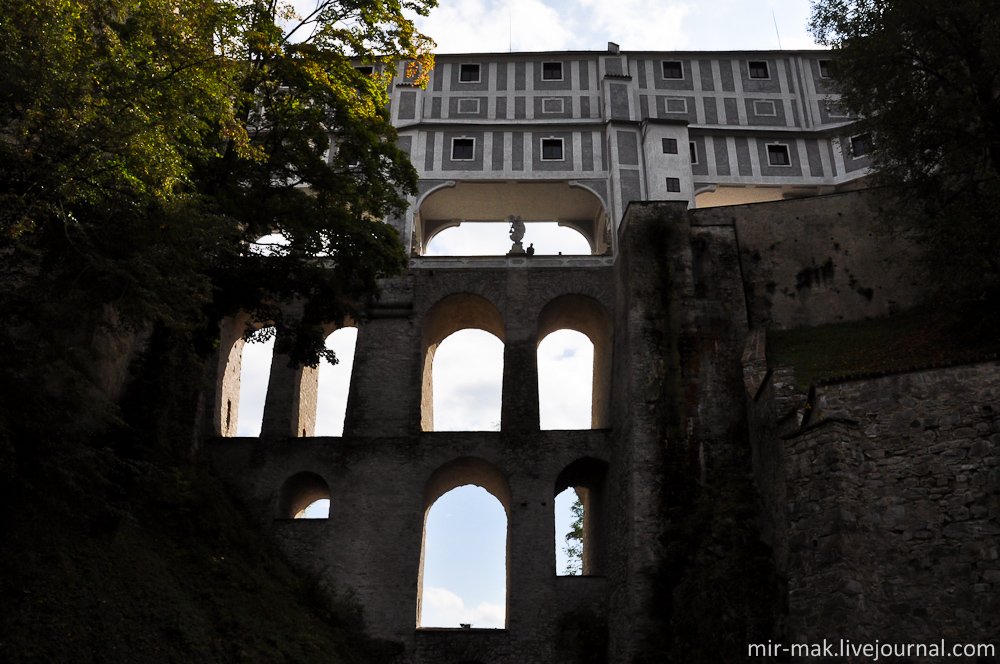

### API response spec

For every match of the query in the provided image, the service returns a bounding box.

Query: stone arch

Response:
[417,457,512,627]
[297,320,359,437]
[536,294,613,429]
[276,471,330,519]
[416,180,608,255]
[555,458,609,575]
[421,293,505,431]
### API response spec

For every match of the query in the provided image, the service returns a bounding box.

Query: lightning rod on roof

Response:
[772,10,783,50]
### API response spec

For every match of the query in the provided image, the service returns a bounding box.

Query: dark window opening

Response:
[819,60,831,78]
[689,142,698,164]
[662,137,678,154]
[666,177,681,192]
[459,63,480,82]
[850,134,870,158]
[541,138,564,161]
[767,144,791,166]
[452,138,474,161]
[662,61,683,79]
[748,61,770,79]
[355,66,374,76]
[542,62,563,80]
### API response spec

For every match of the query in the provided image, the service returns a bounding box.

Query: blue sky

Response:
[262,0,822,627]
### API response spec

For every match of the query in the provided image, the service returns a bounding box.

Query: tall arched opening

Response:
[418,458,511,629]
[421,294,505,432]
[536,294,613,429]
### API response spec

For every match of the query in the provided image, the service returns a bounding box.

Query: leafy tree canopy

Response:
[810,0,1000,316]
[0,0,434,508]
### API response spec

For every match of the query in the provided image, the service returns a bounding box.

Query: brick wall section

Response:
[746,351,1000,657]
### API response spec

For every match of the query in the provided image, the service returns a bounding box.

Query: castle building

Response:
[208,46,1000,664]
[387,44,869,258]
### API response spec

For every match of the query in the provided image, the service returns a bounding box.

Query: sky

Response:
[260,0,822,628]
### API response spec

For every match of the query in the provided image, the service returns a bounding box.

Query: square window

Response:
[767,144,791,166]
[542,98,565,114]
[850,134,870,158]
[541,138,564,161]
[689,142,698,164]
[451,137,475,161]
[457,98,480,114]
[819,60,831,78]
[666,177,681,193]
[459,63,480,82]
[665,98,687,114]
[662,61,683,79]
[542,62,563,81]
[662,137,678,154]
[753,100,777,116]
[748,61,770,79]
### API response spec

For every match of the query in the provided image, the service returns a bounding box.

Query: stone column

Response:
[500,328,540,434]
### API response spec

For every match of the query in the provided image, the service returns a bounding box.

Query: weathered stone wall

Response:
[694,190,927,330]
[746,348,1000,658]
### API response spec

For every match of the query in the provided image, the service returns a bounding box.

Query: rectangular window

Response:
[541,98,565,114]
[819,60,831,78]
[748,61,770,79]
[451,137,475,161]
[541,137,564,161]
[767,144,791,166]
[666,177,681,192]
[459,63,480,82]
[457,98,480,114]
[665,98,687,114]
[850,134,870,157]
[662,61,683,79]
[355,66,374,76]
[542,62,563,81]
[689,142,698,164]
[662,137,678,154]
[753,100,777,116]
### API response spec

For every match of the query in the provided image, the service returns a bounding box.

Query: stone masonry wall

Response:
[694,190,927,330]
[746,349,1000,660]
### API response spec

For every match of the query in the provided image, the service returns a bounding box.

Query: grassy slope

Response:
[0,465,388,664]
[766,305,1000,390]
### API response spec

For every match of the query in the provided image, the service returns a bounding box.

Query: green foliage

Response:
[809,0,1000,320]
[0,0,435,503]
[0,1,434,655]
[767,304,1000,390]
[563,494,583,575]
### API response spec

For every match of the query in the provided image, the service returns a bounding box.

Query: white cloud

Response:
[415,0,576,53]
[421,586,505,628]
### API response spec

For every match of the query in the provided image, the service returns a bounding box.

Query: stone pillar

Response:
[259,344,303,438]
[500,328,540,434]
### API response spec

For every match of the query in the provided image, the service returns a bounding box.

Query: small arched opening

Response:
[422,294,505,432]
[536,295,613,429]
[276,471,330,519]
[418,457,510,629]
[555,458,608,576]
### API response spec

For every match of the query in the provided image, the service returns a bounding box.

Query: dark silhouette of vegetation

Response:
[0,0,434,658]
[810,0,1000,327]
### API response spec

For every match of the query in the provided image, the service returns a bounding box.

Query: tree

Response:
[564,495,583,575]
[810,0,1000,319]
[0,0,434,511]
